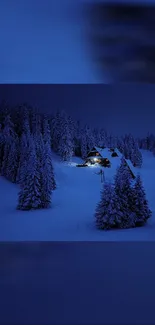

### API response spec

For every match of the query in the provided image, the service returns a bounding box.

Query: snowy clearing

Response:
[0,150,155,241]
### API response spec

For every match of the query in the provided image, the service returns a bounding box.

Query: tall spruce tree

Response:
[42,118,56,190]
[17,135,42,210]
[81,130,88,159]
[0,123,4,173]
[1,114,15,177]
[16,132,31,184]
[58,112,74,161]
[114,157,135,228]
[132,174,151,226]
[40,142,53,208]
[7,138,19,183]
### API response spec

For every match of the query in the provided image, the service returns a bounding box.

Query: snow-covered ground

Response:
[0,150,155,241]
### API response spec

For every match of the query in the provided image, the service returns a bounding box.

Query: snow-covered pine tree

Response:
[92,128,99,147]
[95,182,122,230]
[148,134,155,152]
[50,110,62,152]
[22,115,31,138]
[42,139,56,191]
[58,112,74,161]
[142,135,149,150]
[114,157,135,228]
[2,114,15,141]
[117,137,124,154]
[98,128,107,148]
[0,100,10,125]
[132,174,151,226]
[40,141,53,208]
[131,145,143,168]
[0,123,4,173]
[42,117,56,190]
[17,135,42,210]
[16,132,31,184]
[123,143,130,159]
[11,104,23,136]
[110,134,118,149]
[43,115,51,145]
[85,125,95,151]
[6,138,19,183]
[80,130,88,159]
[68,115,76,155]
[1,114,16,177]
[106,134,113,148]
[73,120,82,156]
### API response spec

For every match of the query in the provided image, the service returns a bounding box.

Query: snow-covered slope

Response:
[0,150,155,241]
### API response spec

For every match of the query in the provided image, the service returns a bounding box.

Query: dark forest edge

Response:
[0,101,152,230]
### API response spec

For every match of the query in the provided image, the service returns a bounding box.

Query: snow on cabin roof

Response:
[92,147,124,170]
[89,146,136,177]
[93,147,122,160]
[86,155,102,160]
[125,159,136,177]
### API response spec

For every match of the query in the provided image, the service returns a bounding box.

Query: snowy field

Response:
[0,150,155,241]
[1,150,155,325]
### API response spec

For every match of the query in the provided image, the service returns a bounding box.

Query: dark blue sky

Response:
[0,0,102,83]
[0,84,155,136]
[1,0,155,84]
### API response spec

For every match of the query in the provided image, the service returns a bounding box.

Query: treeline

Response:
[0,101,143,167]
[0,101,148,211]
[138,133,155,155]
[0,102,56,210]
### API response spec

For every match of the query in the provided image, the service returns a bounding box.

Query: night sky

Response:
[1,0,155,84]
[0,0,103,84]
[0,84,155,137]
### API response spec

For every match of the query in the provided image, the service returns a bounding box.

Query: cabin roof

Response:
[125,159,136,177]
[93,146,122,160]
[88,146,136,178]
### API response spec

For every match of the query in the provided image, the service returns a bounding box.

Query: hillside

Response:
[0,150,155,241]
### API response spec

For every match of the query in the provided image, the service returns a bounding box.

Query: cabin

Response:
[85,146,136,178]
[85,147,111,167]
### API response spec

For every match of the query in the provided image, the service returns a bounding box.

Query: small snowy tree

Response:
[132,174,151,226]
[131,146,143,168]
[95,182,123,230]
[17,136,42,210]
